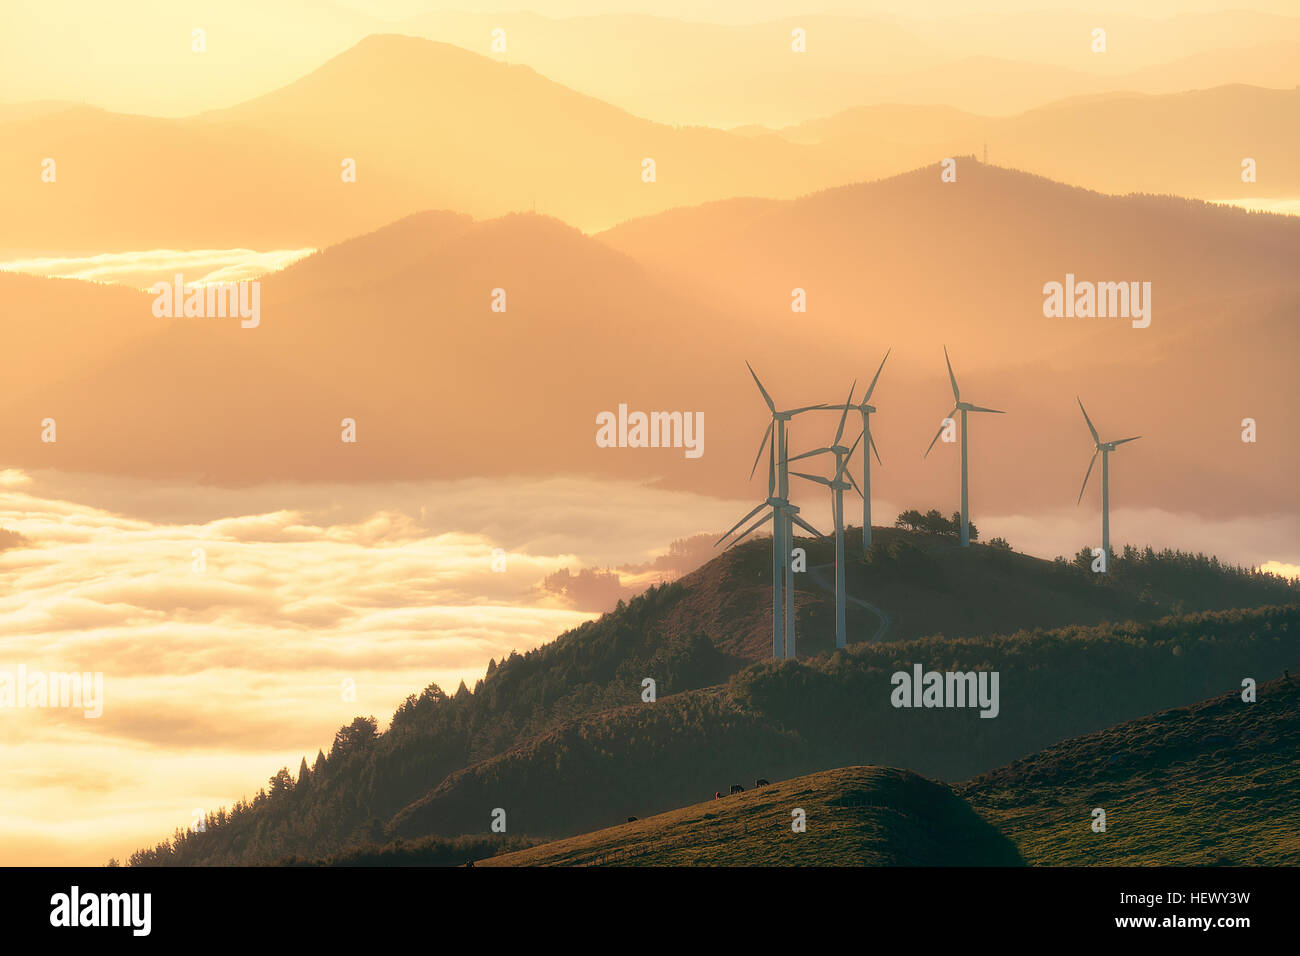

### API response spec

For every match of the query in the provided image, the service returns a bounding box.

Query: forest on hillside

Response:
[122,543,1298,866]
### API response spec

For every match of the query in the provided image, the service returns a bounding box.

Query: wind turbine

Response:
[825,349,890,552]
[790,382,864,649]
[923,346,1005,547]
[1075,398,1141,571]
[716,364,825,658]
[716,435,825,658]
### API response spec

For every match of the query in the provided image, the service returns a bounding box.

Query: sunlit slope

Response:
[962,676,1300,865]
[479,766,1024,866]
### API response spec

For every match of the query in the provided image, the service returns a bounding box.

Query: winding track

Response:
[805,562,891,644]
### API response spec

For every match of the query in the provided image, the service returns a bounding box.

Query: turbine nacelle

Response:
[1100,437,1142,452]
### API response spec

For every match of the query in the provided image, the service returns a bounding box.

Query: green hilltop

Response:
[480,766,1024,867]
[123,529,1299,865]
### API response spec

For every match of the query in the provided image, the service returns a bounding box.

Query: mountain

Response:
[5,8,1298,125]
[120,531,1298,865]
[597,160,1300,512]
[3,162,1297,519]
[0,210,751,483]
[962,675,1300,865]
[0,34,851,250]
[361,675,1300,867]
[5,34,1297,254]
[777,85,1300,199]
[479,766,1024,866]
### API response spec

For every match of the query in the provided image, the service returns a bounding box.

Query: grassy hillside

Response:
[962,675,1300,866]
[708,528,1298,659]
[479,766,1023,867]
[123,561,1298,864]
[387,604,1298,841]
[465,675,1300,867]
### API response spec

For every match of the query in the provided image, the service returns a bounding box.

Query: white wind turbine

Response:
[789,382,864,649]
[716,364,826,659]
[1076,397,1141,571]
[924,346,1005,547]
[716,432,825,658]
[825,349,890,552]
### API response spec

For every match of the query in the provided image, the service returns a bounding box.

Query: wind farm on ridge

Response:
[719,346,1145,659]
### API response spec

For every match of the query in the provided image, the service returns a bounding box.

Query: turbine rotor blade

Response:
[716,501,769,545]
[725,512,773,551]
[834,380,856,445]
[847,469,865,500]
[791,471,832,487]
[966,404,1005,414]
[869,432,882,466]
[842,429,863,468]
[1077,397,1100,445]
[944,345,960,403]
[1112,436,1142,446]
[862,348,890,403]
[924,407,959,458]
[746,361,776,413]
[788,446,832,462]
[767,432,776,496]
[1076,450,1099,505]
[748,421,773,481]
[791,514,826,538]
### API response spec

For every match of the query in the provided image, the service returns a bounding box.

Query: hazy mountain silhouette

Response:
[778,85,1300,199]
[2,163,1296,520]
[8,6,1295,125]
[0,34,854,249]
[598,160,1300,513]
[3,33,1296,253]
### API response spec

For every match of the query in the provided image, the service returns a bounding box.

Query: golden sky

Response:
[2,0,1296,865]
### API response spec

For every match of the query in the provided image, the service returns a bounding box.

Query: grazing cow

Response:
[755,778,771,787]
[627,816,638,822]
[714,791,723,799]
[730,784,744,795]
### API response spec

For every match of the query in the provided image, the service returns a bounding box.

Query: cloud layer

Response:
[0,469,742,865]
[2,468,1294,865]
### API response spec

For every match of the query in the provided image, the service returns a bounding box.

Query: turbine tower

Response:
[716,364,825,658]
[826,349,890,552]
[1075,398,1141,571]
[924,346,1005,547]
[790,382,864,649]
